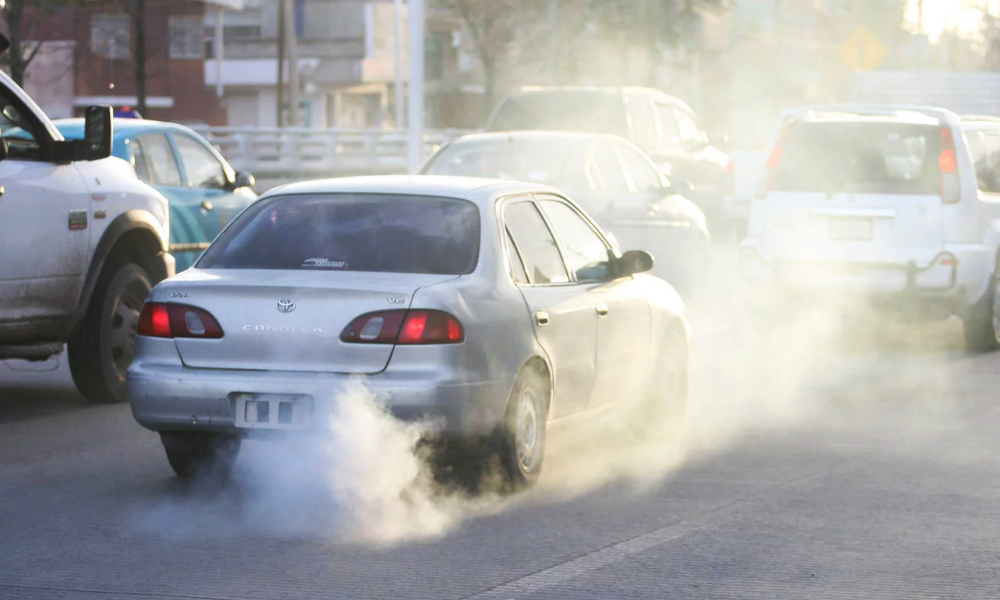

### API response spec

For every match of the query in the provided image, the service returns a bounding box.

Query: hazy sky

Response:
[911,0,998,39]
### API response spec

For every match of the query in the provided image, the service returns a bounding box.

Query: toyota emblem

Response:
[276,298,296,313]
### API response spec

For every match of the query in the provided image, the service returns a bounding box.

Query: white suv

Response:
[742,105,1000,351]
[0,68,174,401]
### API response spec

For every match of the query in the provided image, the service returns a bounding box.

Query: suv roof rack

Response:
[961,114,1000,122]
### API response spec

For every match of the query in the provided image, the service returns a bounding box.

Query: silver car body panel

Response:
[127,176,686,438]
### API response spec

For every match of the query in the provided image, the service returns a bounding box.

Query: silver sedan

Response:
[127,176,689,488]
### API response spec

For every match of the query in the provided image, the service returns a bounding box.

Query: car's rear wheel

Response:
[161,432,241,479]
[963,262,1000,352]
[631,328,688,440]
[499,368,549,490]
[68,262,152,404]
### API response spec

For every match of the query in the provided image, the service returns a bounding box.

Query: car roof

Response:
[447,131,610,144]
[51,117,201,139]
[260,175,561,206]
[509,85,664,96]
[781,104,957,127]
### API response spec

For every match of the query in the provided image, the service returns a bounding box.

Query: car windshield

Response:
[423,140,577,185]
[487,92,628,137]
[197,193,480,274]
[770,121,942,195]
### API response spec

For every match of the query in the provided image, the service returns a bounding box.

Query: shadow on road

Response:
[0,356,93,424]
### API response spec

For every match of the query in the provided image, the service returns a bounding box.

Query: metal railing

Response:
[190,127,476,178]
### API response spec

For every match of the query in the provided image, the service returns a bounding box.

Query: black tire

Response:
[631,329,688,440]
[498,367,550,490]
[161,432,241,479]
[964,263,1000,352]
[68,262,152,404]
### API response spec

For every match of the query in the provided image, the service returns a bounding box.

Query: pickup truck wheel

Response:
[68,262,152,404]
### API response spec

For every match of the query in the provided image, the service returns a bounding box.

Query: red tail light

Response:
[939,126,960,204]
[757,123,792,199]
[340,309,464,345]
[137,302,224,339]
[725,159,735,174]
[765,145,783,168]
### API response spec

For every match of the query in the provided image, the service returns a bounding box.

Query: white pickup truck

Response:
[0,40,174,403]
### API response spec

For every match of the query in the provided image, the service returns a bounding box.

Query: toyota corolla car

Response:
[421,132,710,296]
[127,176,689,487]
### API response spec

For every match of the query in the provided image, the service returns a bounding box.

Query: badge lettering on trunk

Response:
[387,297,406,304]
[68,210,88,230]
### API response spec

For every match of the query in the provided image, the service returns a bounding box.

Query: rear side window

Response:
[966,128,1000,193]
[198,194,481,275]
[503,202,569,284]
[135,134,183,187]
[770,122,942,195]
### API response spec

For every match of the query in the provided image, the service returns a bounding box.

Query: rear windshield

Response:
[197,194,480,274]
[422,140,577,185]
[770,122,943,195]
[487,92,628,137]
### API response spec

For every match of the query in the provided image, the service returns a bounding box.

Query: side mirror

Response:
[668,179,694,196]
[709,132,730,148]
[619,249,654,276]
[82,105,113,160]
[232,170,256,190]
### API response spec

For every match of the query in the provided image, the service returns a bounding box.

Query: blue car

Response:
[54,118,258,271]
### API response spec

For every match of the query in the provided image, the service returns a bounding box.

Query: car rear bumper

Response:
[740,239,992,314]
[126,340,512,439]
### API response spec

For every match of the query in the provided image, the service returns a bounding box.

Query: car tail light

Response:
[340,309,464,345]
[725,159,735,174]
[137,302,224,339]
[939,126,961,204]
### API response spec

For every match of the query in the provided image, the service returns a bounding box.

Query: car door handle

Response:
[595,303,609,317]
[535,311,550,326]
[201,200,214,211]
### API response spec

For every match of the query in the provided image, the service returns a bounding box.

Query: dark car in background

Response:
[421,131,710,296]
[486,86,732,230]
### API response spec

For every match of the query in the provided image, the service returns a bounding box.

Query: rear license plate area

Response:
[233,393,312,429]
[827,217,873,241]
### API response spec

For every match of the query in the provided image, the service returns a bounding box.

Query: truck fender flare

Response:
[72,210,169,328]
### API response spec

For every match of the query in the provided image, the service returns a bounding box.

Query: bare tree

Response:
[1,0,75,86]
[431,0,519,113]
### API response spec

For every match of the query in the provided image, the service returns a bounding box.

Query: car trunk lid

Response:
[169,270,457,373]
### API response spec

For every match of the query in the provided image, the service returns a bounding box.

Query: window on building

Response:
[170,17,204,59]
[91,14,130,60]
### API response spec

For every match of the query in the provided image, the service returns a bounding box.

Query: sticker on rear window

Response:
[303,258,347,269]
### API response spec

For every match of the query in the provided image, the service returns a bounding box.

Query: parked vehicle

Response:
[420,131,710,296]
[127,176,689,486]
[742,105,1000,351]
[0,55,174,403]
[486,86,733,227]
[54,119,257,271]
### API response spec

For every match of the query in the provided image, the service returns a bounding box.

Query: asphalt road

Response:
[3,256,1000,600]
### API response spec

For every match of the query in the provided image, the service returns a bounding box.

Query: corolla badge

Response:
[276,298,296,313]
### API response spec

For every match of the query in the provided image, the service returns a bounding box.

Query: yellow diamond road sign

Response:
[839,26,887,72]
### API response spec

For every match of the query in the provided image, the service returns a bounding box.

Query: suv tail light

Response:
[756,123,791,199]
[137,302,224,339]
[340,309,464,345]
[939,126,961,204]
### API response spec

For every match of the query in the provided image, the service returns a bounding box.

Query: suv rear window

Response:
[487,92,628,137]
[197,194,480,274]
[770,122,942,195]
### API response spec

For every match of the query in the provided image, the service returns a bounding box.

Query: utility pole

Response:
[407,0,424,173]
[394,0,404,129]
[549,0,558,82]
[284,0,300,127]
[214,6,225,98]
[134,0,147,115]
[277,0,285,126]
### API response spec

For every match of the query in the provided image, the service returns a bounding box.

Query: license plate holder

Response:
[827,217,872,241]
[233,393,312,429]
